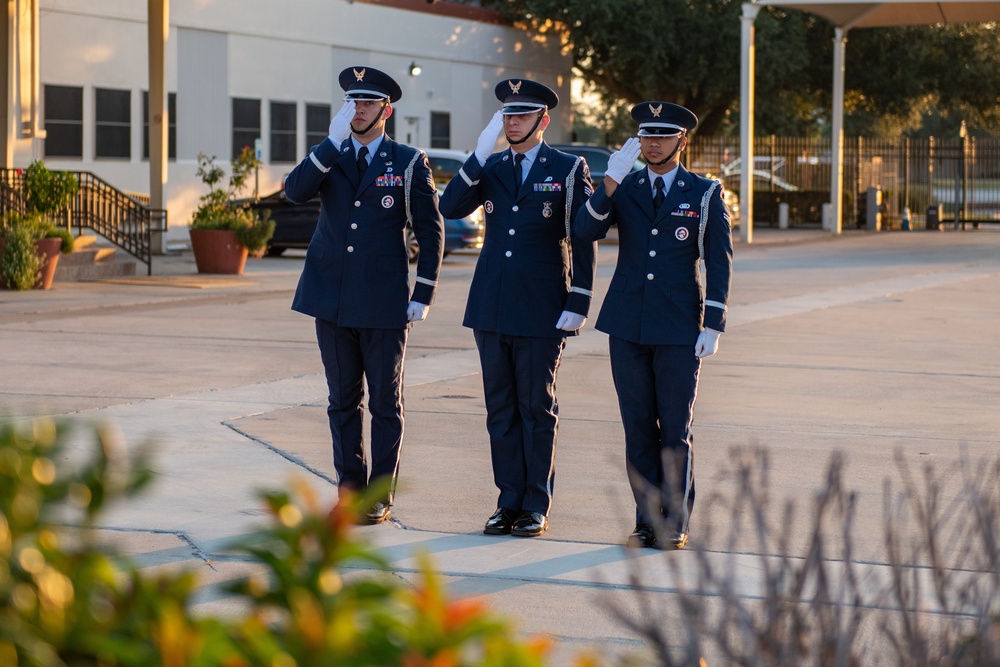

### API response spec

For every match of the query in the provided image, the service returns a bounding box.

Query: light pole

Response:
[959,120,968,230]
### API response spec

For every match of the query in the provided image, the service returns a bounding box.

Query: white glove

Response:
[694,328,721,358]
[407,301,429,323]
[328,101,356,145]
[474,111,504,166]
[605,137,642,184]
[555,311,586,332]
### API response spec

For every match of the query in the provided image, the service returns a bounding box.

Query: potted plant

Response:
[0,213,74,290]
[0,161,77,290]
[189,147,275,274]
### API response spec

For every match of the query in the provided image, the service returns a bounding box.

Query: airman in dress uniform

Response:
[574,102,733,550]
[284,66,445,524]
[439,79,596,538]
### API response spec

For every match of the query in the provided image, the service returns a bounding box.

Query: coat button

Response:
[646,273,654,280]
[351,223,358,229]
[508,228,515,235]
[354,201,361,207]
[347,246,354,252]
[649,250,656,257]
[651,229,659,235]
[512,205,519,212]
[505,250,512,257]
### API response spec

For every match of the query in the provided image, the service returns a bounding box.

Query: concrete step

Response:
[53,237,137,282]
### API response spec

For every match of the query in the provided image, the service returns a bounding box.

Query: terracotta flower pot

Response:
[0,236,63,290]
[189,228,248,275]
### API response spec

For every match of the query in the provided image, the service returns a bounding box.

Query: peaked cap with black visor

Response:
[338,66,402,136]
[495,78,559,145]
[631,101,698,166]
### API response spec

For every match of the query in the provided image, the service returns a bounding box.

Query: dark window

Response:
[95,88,131,159]
[430,112,450,149]
[305,103,330,151]
[270,101,297,163]
[232,97,261,160]
[43,85,83,158]
[142,91,177,160]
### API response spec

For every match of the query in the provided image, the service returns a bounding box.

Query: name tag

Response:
[376,175,403,187]
[533,183,562,192]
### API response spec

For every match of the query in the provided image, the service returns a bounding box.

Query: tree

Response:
[476,0,1000,139]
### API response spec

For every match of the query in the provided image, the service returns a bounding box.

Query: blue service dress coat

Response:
[574,164,733,531]
[285,135,444,327]
[574,165,732,343]
[439,142,597,337]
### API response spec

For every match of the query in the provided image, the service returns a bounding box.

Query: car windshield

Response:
[428,157,464,187]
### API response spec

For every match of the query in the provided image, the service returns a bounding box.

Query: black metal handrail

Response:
[0,168,165,275]
[0,177,28,217]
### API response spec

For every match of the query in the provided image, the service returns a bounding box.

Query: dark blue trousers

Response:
[608,336,701,531]
[474,330,565,515]
[316,319,407,504]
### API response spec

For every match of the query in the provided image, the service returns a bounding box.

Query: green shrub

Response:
[22,161,79,217]
[0,223,44,290]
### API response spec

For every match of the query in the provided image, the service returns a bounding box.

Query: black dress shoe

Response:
[484,507,520,535]
[626,523,658,548]
[511,511,548,537]
[362,502,391,525]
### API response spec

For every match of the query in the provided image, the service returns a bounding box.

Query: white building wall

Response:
[9,0,573,243]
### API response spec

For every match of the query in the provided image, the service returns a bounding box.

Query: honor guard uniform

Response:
[574,102,733,550]
[439,78,596,538]
[285,66,445,524]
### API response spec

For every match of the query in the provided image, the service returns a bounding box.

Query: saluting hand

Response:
[474,111,505,166]
[605,137,642,184]
[694,328,721,358]
[328,100,356,145]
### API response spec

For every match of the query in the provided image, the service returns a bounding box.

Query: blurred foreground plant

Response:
[610,449,1000,666]
[0,418,566,666]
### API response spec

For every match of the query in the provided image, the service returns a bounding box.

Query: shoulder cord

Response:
[403,150,422,228]
[564,156,584,282]
[564,156,584,240]
[698,180,721,262]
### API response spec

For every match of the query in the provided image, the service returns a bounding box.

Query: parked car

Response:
[250,148,483,260]
[549,143,644,185]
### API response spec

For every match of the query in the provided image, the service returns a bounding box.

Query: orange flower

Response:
[443,597,486,631]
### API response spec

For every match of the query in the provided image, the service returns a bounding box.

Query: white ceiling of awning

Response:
[759,0,1000,29]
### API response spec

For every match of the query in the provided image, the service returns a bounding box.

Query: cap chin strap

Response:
[505,112,545,146]
[646,133,685,166]
[353,101,388,137]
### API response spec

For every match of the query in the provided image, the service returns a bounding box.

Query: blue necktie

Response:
[653,176,665,211]
[357,146,369,177]
[513,152,525,189]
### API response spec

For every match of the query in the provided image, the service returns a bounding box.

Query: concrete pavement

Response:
[2,227,1000,664]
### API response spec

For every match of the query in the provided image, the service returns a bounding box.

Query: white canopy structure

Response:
[739,0,1000,242]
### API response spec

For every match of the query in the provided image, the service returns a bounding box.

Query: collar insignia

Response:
[509,80,522,95]
[354,68,366,82]
[649,103,663,118]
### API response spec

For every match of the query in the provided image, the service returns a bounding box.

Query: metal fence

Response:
[684,135,1000,228]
